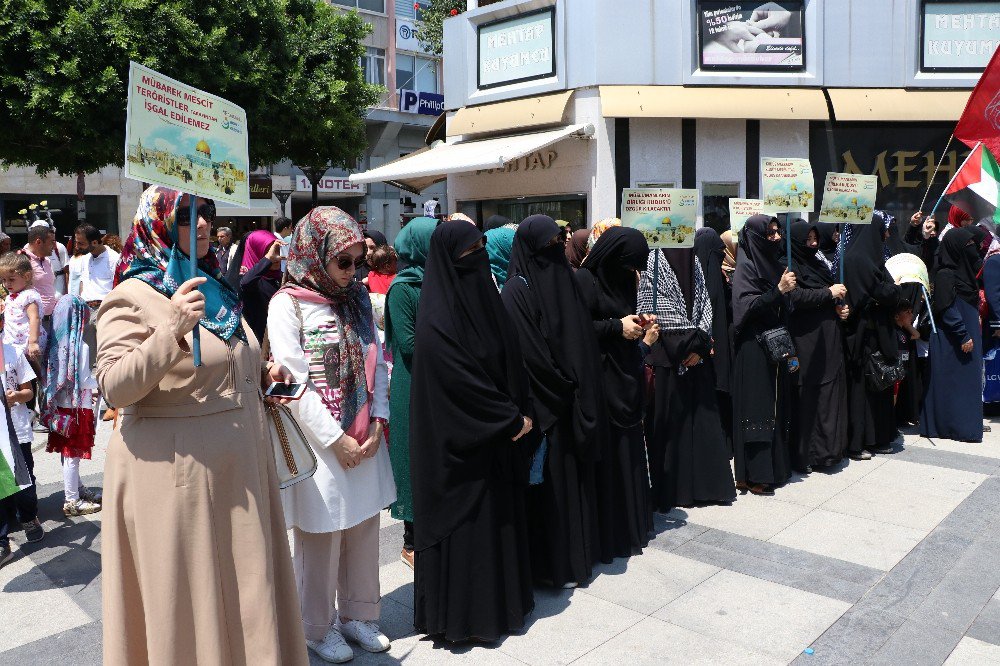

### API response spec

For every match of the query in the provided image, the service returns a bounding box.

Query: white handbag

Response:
[263,400,318,489]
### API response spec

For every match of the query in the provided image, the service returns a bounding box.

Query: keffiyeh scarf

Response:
[637,251,713,334]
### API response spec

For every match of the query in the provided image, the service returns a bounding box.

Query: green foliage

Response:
[416,0,464,57]
[0,0,383,177]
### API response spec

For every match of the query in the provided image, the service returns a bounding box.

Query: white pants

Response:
[63,457,81,502]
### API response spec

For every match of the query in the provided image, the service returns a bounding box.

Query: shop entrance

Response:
[459,194,588,230]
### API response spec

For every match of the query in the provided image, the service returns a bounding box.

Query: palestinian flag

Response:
[944,142,1000,225]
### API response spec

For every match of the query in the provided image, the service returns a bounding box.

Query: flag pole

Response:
[838,226,845,285]
[785,214,792,270]
[189,196,202,368]
[930,141,982,216]
[919,134,955,212]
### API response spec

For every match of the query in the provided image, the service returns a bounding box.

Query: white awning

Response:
[349,123,595,187]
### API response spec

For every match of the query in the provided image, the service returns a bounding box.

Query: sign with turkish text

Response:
[249,174,272,200]
[124,61,250,206]
[478,7,556,89]
[293,175,366,196]
[728,198,764,238]
[621,188,699,249]
[922,2,1000,71]
[398,89,445,116]
[818,173,878,224]
[698,1,805,70]
[761,157,815,213]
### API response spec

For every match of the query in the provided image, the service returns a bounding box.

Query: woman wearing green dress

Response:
[385,217,437,568]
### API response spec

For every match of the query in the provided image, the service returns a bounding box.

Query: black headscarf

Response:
[364,229,388,246]
[816,222,839,263]
[661,249,696,317]
[934,227,982,317]
[732,214,783,331]
[694,227,732,391]
[881,211,916,258]
[576,227,650,427]
[781,219,833,290]
[503,215,606,458]
[409,220,535,550]
[484,214,512,232]
[842,218,893,312]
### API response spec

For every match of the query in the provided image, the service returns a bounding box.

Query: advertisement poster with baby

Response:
[699,1,804,70]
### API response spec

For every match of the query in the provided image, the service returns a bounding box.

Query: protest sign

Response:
[728,198,764,239]
[761,157,815,213]
[818,173,878,224]
[621,188,699,249]
[125,62,250,207]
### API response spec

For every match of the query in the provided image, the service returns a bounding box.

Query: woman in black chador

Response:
[640,241,736,511]
[502,215,607,588]
[575,227,654,560]
[409,220,537,642]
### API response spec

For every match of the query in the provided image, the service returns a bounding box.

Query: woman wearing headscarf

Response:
[640,240,736,511]
[816,223,840,269]
[575,227,654,557]
[410,220,537,642]
[587,218,622,251]
[225,229,284,343]
[731,215,798,496]
[501,215,606,587]
[96,186,307,665]
[355,229,388,283]
[484,214,513,232]
[566,228,590,270]
[695,228,735,452]
[384,216,436,569]
[720,230,738,278]
[841,216,902,458]
[920,228,984,442]
[978,222,1000,358]
[485,226,516,289]
[781,220,850,471]
[268,207,396,662]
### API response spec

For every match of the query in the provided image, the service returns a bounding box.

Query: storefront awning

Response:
[447,91,574,137]
[349,123,595,191]
[827,89,971,122]
[599,86,830,120]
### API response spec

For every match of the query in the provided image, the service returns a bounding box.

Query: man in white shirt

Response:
[74,223,120,421]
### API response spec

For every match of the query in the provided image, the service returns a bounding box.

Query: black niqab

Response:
[781,220,833,290]
[504,215,606,458]
[695,228,732,391]
[409,220,534,550]
[842,219,892,312]
[485,214,512,232]
[732,214,783,331]
[661,248,695,317]
[934,227,982,316]
[816,222,839,262]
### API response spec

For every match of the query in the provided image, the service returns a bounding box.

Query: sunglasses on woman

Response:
[334,253,367,271]
[175,203,217,226]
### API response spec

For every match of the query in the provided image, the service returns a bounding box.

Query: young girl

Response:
[42,295,101,516]
[268,207,395,663]
[0,252,45,363]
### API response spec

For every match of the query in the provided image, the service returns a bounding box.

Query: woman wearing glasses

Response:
[267,207,396,663]
[97,186,308,664]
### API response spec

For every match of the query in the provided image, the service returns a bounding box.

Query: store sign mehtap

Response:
[399,89,445,116]
[922,2,1000,71]
[478,7,556,89]
[293,175,366,196]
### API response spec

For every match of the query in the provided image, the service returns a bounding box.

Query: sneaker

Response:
[63,499,101,517]
[869,446,894,455]
[400,548,414,570]
[21,518,44,543]
[79,487,103,504]
[340,619,390,653]
[307,627,354,663]
[0,543,13,569]
[850,451,873,461]
[32,422,49,433]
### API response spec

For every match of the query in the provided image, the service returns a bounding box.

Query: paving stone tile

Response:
[495,587,645,665]
[945,636,1000,665]
[906,433,1000,462]
[580,548,719,614]
[647,512,710,551]
[377,520,405,567]
[379,559,415,610]
[774,457,885,509]
[860,459,989,498]
[654,570,850,662]
[665,494,811,541]
[574,617,783,666]
[818,475,978,532]
[868,617,964,666]
[769,508,926,571]
[0,620,103,666]
[790,605,907,666]
[967,598,1000,647]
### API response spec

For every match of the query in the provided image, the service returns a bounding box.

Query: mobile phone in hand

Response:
[265,382,306,400]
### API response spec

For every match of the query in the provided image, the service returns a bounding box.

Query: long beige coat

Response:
[96,279,308,666]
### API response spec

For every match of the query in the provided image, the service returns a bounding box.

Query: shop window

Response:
[396,54,438,94]
[468,195,588,231]
[331,0,386,13]
[921,1,1000,72]
[702,182,741,234]
[395,0,429,21]
[361,47,386,86]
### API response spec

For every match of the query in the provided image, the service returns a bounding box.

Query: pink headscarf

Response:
[241,229,281,279]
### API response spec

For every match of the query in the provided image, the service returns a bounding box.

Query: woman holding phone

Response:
[267,207,396,663]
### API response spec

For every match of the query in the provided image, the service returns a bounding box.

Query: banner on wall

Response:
[698,1,805,70]
[621,188,699,249]
[761,157,815,213]
[728,198,764,238]
[124,62,250,206]
[818,173,878,224]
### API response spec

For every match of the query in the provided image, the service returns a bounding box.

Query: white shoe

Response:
[307,627,354,663]
[340,619,390,653]
[63,499,101,517]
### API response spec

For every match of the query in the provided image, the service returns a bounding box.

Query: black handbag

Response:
[757,326,796,364]
[865,351,906,392]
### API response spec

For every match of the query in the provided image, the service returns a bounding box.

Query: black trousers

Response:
[0,442,38,545]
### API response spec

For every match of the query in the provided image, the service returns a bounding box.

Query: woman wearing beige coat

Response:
[97,187,307,665]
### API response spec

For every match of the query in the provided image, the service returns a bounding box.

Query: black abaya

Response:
[501,215,606,586]
[575,227,653,560]
[695,228,735,452]
[409,221,535,642]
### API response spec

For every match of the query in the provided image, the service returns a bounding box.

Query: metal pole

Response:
[918,134,955,212]
[189,197,201,367]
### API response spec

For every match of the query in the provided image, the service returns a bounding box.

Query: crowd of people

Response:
[0,183,993,665]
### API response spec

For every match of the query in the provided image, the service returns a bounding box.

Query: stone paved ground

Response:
[3,417,1000,665]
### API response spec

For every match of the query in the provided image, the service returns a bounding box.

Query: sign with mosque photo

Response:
[124,61,250,206]
[621,188,699,249]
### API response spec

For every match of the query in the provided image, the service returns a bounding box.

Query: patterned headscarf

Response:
[281,207,376,432]
[42,295,89,434]
[116,186,244,342]
[588,218,622,250]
